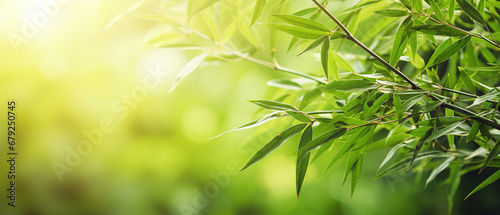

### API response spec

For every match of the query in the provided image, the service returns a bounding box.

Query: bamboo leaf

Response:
[409,25,468,37]
[400,0,413,10]
[362,93,391,120]
[465,170,500,199]
[378,143,408,171]
[351,155,364,200]
[296,125,313,198]
[250,0,267,28]
[429,0,445,22]
[248,99,298,111]
[240,123,308,171]
[299,88,322,110]
[409,128,433,169]
[456,0,486,24]
[297,128,347,164]
[321,37,331,79]
[448,162,461,214]
[427,38,452,67]
[374,9,411,17]
[270,24,331,39]
[211,112,281,138]
[267,79,303,90]
[170,52,209,92]
[396,95,424,121]
[426,156,455,187]
[322,79,377,92]
[467,121,481,142]
[286,111,312,122]
[432,36,472,66]
[458,67,476,94]
[272,14,331,32]
[296,36,328,57]
[189,0,221,19]
[425,120,464,142]
[480,138,500,173]
[390,16,412,66]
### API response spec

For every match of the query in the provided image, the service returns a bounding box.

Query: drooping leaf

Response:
[170,52,209,92]
[297,128,347,164]
[426,156,455,187]
[296,35,328,57]
[248,99,298,111]
[429,0,445,22]
[272,14,331,31]
[322,79,377,92]
[351,154,364,200]
[378,143,409,171]
[480,138,500,173]
[211,112,281,138]
[270,24,331,39]
[321,37,331,79]
[456,0,486,24]
[409,128,433,169]
[286,111,312,122]
[299,88,322,110]
[373,151,447,181]
[390,16,412,66]
[240,123,308,171]
[189,0,222,20]
[362,93,391,120]
[409,25,468,37]
[267,79,303,90]
[467,121,481,142]
[396,95,424,121]
[425,120,464,142]
[250,0,267,28]
[296,125,313,198]
[427,38,453,67]
[448,162,461,214]
[465,170,500,199]
[374,9,411,17]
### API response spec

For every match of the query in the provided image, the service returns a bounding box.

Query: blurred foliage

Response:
[1,0,500,215]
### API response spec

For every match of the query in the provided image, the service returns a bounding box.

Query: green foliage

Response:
[140,0,500,213]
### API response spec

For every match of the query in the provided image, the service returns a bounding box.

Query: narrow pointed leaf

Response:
[267,79,303,90]
[240,123,308,171]
[296,36,328,57]
[299,88,322,110]
[190,0,221,18]
[456,0,486,24]
[396,95,424,120]
[432,36,472,65]
[296,125,313,198]
[250,0,267,28]
[409,128,433,169]
[448,162,461,214]
[429,0,445,22]
[322,79,376,92]
[297,128,347,164]
[321,37,331,79]
[272,14,331,31]
[427,38,453,67]
[465,170,500,199]
[211,112,281,138]
[170,52,209,92]
[458,67,476,94]
[374,9,411,17]
[248,99,298,111]
[409,25,468,37]
[270,24,331,39]
[467,121,481,142]
[351,155,364,200]
[480,138,500,173]
[425,120,464,142]
[343,150,362,185]
[390,16,412,66]
[426,156,455,187]
[362,93,391,120]
[286,111,311,122]
[378,143,408,171]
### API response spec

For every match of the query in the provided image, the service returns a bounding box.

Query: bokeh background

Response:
[0,0,499,214]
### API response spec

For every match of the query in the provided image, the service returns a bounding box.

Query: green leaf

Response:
[425,120,464,142]
[449,0,455,23]
[456,0,486,24]
[432,36,472,66]
[299,88,322,110]
[248,99,298,111]
[409,25,468,37]
[426,156,455,187]
[296,35,328,57]
[351,155,364,200]
[189,0,221,19]
[409,128,433,169]
[362,93,391,120]
[458,67,476,94]
[297,128,347,164]
[396,95,423,121]
[322,79,377,92]
[332,52,354,73]
[373,151,446,181]
[465,170,500,199]
[296,125,313,198]
[427,38,452,67]
[267,79,303,90]
[378,143,408,171]
[211,112,281,138]
[480,138,500,173]
[328,50,339,80]
[170,52,209,93]
[390,16,412,66]
[374,9,411,17]
[448,163,461,214]
[240,123,308,171]
[400,0,413,9]
[321,37,331,79]
[467,121,481,142]
[429,0,445,22]
[250,0,267,28]
[270,24,331,39]
[286,111,311,122]
[272,14,331,32]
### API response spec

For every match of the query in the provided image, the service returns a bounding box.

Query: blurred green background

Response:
[0,0,499,215]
